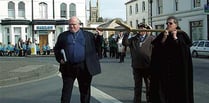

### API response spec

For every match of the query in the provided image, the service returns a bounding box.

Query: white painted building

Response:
[125,0,150,29]
[0,0,87,51]
[125,0,208,41]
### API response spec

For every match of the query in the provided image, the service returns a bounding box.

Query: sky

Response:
[89,0,127,20]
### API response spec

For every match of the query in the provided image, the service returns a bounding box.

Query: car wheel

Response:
[192,51,198,57]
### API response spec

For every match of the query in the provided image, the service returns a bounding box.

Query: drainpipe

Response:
[149,0,153,27]
[31,0,34,43]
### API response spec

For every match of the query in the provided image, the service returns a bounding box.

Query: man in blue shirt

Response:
[54,16,103,103]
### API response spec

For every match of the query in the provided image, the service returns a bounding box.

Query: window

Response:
[192,41,199,46]
[6,28,10,34]
[18,2,25,18]
[198,41,204,47]
[142,18,145,23]
[7,35,10,43]
[60,3,67,18]
[142,1,145,12]
[130,21,133,27]
[69,3,76,18]
[205,42,209,47]
[194,0,201,8]
[155,24,164,35]
[136,20,139,28]
[8,1,15,18]
[25,27,28,33]
[190,20,203,40]
[135,3,138,13]
[157,0,163,14]
[129,6,132,15]
[39,2,48,19]
[174,0,179,11]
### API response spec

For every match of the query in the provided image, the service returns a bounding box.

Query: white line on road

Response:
[58,73,123,103]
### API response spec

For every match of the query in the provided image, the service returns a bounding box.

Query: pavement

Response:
[0,54,59,87]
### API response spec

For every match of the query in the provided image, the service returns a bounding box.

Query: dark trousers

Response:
[133,68,151,103]
[61,62,92,103]
[118,52,126,62]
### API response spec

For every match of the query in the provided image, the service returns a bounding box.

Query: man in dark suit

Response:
[54,16,103,103]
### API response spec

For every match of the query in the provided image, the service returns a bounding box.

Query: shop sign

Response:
[34,25,55,30]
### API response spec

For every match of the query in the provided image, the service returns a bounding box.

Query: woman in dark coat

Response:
[150,16,194,103]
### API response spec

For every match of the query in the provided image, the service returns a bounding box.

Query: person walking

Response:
[17,38,23,56]
[54,16,103,103]
[123,23,155,103]
[150,16,194,103]
[116,31,126,63]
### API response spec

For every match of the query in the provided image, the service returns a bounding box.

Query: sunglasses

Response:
[166,22,174,25]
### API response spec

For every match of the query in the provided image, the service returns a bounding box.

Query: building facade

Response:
[125,0,150,29]
[125,0,208,41]
[0,0,87,51]
[151,0,208,41]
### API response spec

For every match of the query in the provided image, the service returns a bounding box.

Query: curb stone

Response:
[0,64,59,86]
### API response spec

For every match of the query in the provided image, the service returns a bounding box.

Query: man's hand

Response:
[60,59,65,64]
[172,30,178,40]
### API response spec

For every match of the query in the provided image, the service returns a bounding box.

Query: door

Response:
[39,35,48,53]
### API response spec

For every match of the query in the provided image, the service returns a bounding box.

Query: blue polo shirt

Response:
[65,30,85,63]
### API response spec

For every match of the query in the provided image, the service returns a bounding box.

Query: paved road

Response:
[0,55,209,103]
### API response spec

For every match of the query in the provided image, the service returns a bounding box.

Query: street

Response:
[0,55,209,103]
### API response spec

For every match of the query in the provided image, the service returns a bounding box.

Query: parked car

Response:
[190,40,209,57]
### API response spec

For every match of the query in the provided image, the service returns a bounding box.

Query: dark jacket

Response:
[123,34,155,68]
[54,30,102,76]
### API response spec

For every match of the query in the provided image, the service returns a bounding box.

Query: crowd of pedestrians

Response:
[99,31,128,63]
[0,38,51,56]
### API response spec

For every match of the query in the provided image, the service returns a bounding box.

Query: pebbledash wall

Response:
[0,0,87,52]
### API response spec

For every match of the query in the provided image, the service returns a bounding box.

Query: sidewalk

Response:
[0,55,58,87]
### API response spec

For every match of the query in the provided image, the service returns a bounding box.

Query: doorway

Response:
[39,35,48,53]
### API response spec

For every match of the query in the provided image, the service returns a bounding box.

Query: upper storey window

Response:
[39,2,48,19]
[8,1,15,18]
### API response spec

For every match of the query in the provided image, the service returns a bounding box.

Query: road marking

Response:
[58,73,123,103]
[0,57,25,59]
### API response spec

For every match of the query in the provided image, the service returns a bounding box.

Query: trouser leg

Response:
[61,76,75,103]
[133,69,143,103]
[77,68,92,103]
[144,76,151,103]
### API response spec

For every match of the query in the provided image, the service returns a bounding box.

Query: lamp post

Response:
[149,0,153,27]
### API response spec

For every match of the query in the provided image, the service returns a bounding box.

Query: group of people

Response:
[54,16,194,103]
[0,38,51,56]
[0,38,32,56]
[101,31,127,63]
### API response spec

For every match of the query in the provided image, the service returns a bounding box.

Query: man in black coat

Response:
[150,16,194,103]
[54,16,103,103]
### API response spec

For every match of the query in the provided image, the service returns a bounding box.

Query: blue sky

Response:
[89,0,127,20]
